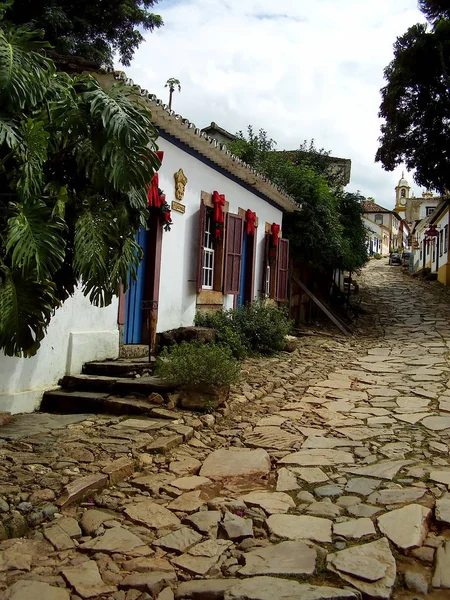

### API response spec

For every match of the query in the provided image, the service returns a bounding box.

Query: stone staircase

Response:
[41,358,177,416]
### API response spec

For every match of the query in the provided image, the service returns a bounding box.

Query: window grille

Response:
[202,211,214,289]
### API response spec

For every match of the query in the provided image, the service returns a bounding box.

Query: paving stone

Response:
[378,442,412,459]
[394,413,431,424]
[411,546,435,564]
[347,504,382,517]
[184,510,222,537]
[421,416,450,431]
[239,540,316,576]
[147,434,184,453]
[244,426,303,450]
[290,467,329,483]
[306,501,342,518]
[125,500,181,529]
[114,418,167,431]
[80,509,116,535]
[175,579,239,599]
[314,484,343,497]
[368,487,426,505]
[435,497,450,524]
[396,397,430,409]
[170,476,212,491]
[223,577,360,600]
[377,504,431,550]
[278,449,354,466]
[57,473,108,508]
[256,415,287,427]
[103,457,134,484]
[169,457,202,476]
[240,491,295,514]
[276,467,300,491]
[1,580,70,600]
[432,541,450,588]
[119,571,178,594]
[79,526,151,555]
[61,559,116,598]
[221,512,253,540]
[168,491,206,514]
[200,449,271,480]
[344,459,413,480]
[430,470,450,486]
[345,477,380,496]
[302,437,361,449]
[153,527,203,553]
[327,538,396,599]
[332,426,393,441]
[405,570,429,595]
[266,514,332,543]
[43,523,75,550]
[333,518,376,539]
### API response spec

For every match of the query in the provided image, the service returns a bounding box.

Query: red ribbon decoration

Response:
[271,223,280,247]
[147,151,164,207]
[246,210,257,235]
[212,191,226,224]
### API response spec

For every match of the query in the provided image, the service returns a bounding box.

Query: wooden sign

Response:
[172,200,185,214]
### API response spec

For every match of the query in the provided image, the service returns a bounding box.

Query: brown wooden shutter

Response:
[276,238,289,301]
[223,213,244,294]
[196,200,206,292]
[261,232,270,297]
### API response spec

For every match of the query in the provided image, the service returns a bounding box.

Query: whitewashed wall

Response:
[0,289,119,414]
[156,135,284,332]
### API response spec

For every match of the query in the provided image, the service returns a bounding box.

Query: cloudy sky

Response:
[119,0,427,208]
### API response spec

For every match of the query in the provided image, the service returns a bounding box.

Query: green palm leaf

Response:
[0,265,57,357]
[6,200,67,277]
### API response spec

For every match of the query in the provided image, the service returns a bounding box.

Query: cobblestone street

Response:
[2,259,450,600]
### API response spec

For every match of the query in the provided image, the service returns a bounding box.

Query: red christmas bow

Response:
[246,210,257,235]
[212,190,226,224]
[271,223,280,246]
[147,151,164,207]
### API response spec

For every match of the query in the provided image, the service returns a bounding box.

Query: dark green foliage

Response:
[229,127,369,273]
[4,0,163,66]
[156,342,241,391]
[375,1,450,193]
[0,21,160,356]
[195,301,292,357]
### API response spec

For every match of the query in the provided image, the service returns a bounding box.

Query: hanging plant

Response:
[155,188,172,231]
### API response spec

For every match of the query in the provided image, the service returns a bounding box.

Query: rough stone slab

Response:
[57,473,108,508]
[368,487,425,505]
[278,449,354,466]
[154,527,202,553]
[244,426,303,450]
[171,476,212,491]
[347,504,382,518]
[168,491,206,514]
[147,434,184,453]
[432,541,450,588]
[302,437,362,449]
[200,448,271,480]
[266,514,332,543]
[430,470,450,486]
[184,510,221,537]
[239,541,316,576]
[344,460,413,480]
[394,413,430,424]
[327,538,396,599]
[169,457,202,476]
[113,418,167,430]
[103,457,134,484]
[240,491,295,514]
[175,579,239,599]
[119,571,178,594]
[223,576,361,600]
[276,467,300,491]
[333,518,376,539]
[332,426,393,441]
[435,497,450,524]
[290,467,329,483]
[1,580,70,600]
[345,478,380,496]
[171,553,220,576]
[79,526,151,555]
[421,416,450,431]
[125,500,181,529]
[43,524,75,550]
[80,509,116,535]
[378,504,431,549]
[61,559,115,598]
[221,512,253,540]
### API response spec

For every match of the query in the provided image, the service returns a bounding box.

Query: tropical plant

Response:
[156,342,241,391]
[165,78,181,110]
[0,19,160,356]
[375,0,450,193]
[4,0,163,66]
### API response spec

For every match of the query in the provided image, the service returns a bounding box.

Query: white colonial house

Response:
[0,72,298,415]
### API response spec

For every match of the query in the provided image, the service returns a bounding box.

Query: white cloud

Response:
[119,0,426,207]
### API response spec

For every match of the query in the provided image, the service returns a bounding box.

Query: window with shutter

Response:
[276,238,289,301]
[223,213,244,294]
[197,200,207,292]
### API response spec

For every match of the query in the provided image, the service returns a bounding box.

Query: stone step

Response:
[83,358,156,378]
[40,390,162,416]
[59,374,175,397]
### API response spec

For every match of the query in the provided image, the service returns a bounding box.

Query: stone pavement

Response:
[1,259,450,599]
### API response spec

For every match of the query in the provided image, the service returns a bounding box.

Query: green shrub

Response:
[374,253,382,259]
[156,342,240,390]
[195,301,291,357]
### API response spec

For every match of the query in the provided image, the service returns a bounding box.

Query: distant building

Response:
[361,200,408,255]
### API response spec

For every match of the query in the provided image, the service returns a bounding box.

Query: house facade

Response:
[361,200,407,255]
[411,199,450,284]
[0,73,297,415]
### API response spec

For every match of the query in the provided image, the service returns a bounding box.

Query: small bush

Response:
[156,342,240,390]
[195,301,291,357]
[374,253,382,259]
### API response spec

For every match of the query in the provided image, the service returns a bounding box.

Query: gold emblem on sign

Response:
[174,168,188,201]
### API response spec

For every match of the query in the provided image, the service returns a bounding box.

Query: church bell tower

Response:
[394,172,410,216]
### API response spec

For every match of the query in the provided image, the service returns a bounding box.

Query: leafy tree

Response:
[165,78,181,110]
[229,127,368,272]
[0,18,160,356]
[375,0,450,193]
[4,0,163,66]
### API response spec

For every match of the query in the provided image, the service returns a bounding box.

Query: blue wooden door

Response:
[124,226,148,344]
[238,229,248,306]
